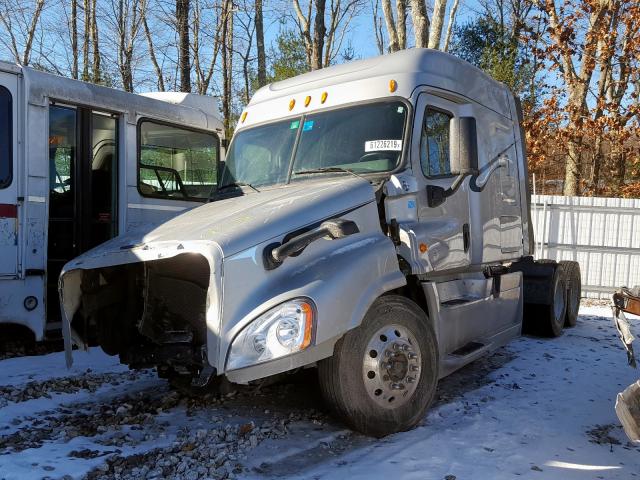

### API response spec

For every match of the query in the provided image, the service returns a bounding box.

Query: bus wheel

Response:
[560,261,581,328]
[318,295,438,437]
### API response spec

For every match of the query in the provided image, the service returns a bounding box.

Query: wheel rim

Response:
[554,278,566,321]
[362,324,422,409]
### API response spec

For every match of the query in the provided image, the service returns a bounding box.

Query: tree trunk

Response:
[176,0,191,92]
[22,0,45,66]
[396,0,406,49]
[590,136,603,195]
[142,6,165,91]
[380,0,400,52]
[82,0,90,81]
[221,0,234,137]
[311,0,326,70]
[255,0,266,87]
[90,0,101,83]
[71,0,78,78]
[409,0,429,48]
[564,139,581,196]
[427,0,446,49]
[442,0,459,52]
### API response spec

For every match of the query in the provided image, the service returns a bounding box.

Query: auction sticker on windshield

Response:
[365,140,402,152]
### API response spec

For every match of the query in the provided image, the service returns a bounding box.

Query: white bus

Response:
[0,61,224,341]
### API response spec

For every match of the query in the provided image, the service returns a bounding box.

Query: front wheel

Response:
[318,295,438,437]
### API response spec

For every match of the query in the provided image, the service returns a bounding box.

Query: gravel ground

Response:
[1,306,639,480]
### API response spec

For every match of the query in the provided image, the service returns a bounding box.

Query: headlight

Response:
[226,299,315,371]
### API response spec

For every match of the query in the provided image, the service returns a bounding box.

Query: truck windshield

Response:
[220,100,407,189]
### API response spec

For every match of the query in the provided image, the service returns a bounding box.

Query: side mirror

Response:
[449,117,479,176]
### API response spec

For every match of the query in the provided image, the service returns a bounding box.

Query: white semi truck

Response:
[59,49,581,437]
[0,61,223,341]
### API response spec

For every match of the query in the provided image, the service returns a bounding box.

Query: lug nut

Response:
[391,383,405,390]
[401,344,410,352]
[411,365,420,372]
[406,376,415,383]
[392,343,401,351]
[408,353,418,360]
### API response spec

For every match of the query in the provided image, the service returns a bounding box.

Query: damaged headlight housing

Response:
[226,299,315,371]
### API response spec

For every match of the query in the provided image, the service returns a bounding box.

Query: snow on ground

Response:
[1,306,639,480]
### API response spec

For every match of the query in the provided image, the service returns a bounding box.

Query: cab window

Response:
[420,108,452,177]
[0,86,12,188]
[138,120,218,200]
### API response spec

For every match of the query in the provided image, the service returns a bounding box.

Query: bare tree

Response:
[111,0,144,92]
[82,0,90,79]
[235,1,255,103]
[409,0,428,48]
[379,0,405,52]
[142,2,165,91]
[91,0,101,82]
[221,0,234,135]
[442,0,459,52]
[311,0,326,70]
[255,0,266,87]
[372,0,386,54]
[70,0,79,78]
[176,0,191,92]
[427,0,447,49]
[292,0,363,69]
[0,0,46,66]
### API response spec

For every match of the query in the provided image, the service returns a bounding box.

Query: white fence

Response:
[531,195,640,299]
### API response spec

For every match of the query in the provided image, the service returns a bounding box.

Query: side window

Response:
[420,108,452,177]
[138,120,218,200]
[0,86,12,188]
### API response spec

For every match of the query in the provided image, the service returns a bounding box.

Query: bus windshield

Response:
[219,100,407,190]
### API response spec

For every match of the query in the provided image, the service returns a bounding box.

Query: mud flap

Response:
[616,381,640,444]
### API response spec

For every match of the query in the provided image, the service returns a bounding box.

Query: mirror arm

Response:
[475,157,508,189]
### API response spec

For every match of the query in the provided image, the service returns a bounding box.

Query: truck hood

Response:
[63,176,376,271]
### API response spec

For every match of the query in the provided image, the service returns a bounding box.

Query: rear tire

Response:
[318,295,438,437]
[540,265,567,337]
[559,261,581,327]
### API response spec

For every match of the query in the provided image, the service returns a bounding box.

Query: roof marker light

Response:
[321,92,328,104]
[240,111,247,123]
[389,79,397,93]
[289,99,296,111]
[304,95,311,107]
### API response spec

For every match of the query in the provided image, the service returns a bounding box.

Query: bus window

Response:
[0,86,12,188]
[138,121,218,200]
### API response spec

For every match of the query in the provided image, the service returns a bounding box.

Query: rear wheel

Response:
[540,266,567,337]
[318,295,438,437]
[560,261,581,327]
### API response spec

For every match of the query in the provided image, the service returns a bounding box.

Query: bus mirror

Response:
[449,117,479,176]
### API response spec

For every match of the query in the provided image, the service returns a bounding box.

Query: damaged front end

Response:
[612,287,640,444]
[60,244,221,385]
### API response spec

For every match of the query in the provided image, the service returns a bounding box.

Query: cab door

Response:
[0,72,18,276]
[412,92,472,272]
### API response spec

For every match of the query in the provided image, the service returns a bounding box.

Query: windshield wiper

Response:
[294,167,363,179]
[207,181,261,202]
[216,182,260,193]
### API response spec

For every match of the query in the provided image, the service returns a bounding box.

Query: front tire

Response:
[318,295,438,437]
